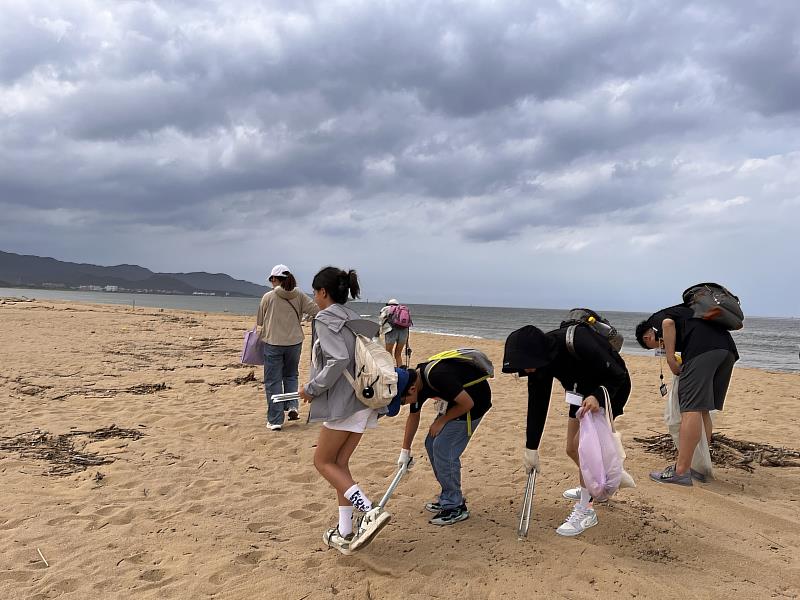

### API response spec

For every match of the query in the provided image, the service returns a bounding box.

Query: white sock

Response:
[344,484,373,512]
[338,505,354,537]
[579,487,591,508]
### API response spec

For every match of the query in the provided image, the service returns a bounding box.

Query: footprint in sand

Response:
[46,514,94,526]
[286,471,316,484]
[234,550,264,565]
[246,522,274,533]
[139,569,165,582]
[287,509,316,523]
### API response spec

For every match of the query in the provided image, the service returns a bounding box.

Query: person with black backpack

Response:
[393,350,493,526]
[502,323,631,537]
[636,292,740,487]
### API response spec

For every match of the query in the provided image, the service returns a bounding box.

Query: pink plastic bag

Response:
[578,408,623,501]
[240,328,264,366]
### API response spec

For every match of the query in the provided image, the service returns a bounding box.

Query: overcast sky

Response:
[1,1,799,316]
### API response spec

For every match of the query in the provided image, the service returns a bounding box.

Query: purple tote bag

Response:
[241,328,265,366]
[578,408,623,501]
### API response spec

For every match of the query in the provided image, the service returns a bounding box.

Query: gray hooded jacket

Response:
[305,303,365,422]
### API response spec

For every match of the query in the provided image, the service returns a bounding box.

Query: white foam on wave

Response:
[413,329,484,339]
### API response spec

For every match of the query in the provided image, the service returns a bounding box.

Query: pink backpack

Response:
[389,305,412,328]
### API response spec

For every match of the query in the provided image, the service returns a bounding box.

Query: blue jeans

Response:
[424,416,481,510]
[263,342,302,426]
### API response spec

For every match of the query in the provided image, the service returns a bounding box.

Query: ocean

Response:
[2,287,798,373]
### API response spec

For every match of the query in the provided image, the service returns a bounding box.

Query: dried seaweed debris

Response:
[633,432,800,472]
[0,425,145,476]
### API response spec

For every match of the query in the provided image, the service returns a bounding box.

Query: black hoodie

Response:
[503,325,631,450]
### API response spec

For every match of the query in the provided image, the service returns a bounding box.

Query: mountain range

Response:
[0,251,268,297]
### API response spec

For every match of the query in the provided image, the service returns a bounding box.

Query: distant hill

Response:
[0,251,268,297]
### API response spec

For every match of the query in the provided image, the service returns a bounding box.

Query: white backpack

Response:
[342,322,398,409]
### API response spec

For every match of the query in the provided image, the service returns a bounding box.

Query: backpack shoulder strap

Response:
[566,324,579,359]
[344,319,380,338]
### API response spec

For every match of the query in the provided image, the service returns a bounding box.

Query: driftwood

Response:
[633,433,800,472]
[233,371,256,385]
[0,425,144,476]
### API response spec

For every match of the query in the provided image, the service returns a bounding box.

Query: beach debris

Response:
[126,382,168,395]
[0,296,35,304]
[51,382,169,401]
[0,425,144,476]
[37,548,49,567]
[233,370,256,385]
[63,424,144,441]
[633,433,800,472]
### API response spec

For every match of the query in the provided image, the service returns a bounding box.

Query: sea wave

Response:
[412,329,484,340]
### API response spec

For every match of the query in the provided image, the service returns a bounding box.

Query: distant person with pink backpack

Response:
[379,299,413,367]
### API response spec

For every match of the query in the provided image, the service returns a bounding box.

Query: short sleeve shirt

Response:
[646,304,694,352]
[409,360,492,421]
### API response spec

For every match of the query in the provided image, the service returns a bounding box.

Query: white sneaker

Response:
[562,487,607,504]
[323,526,354,555]
[349,507,391,551]
[556,504,598,537]
[267,424,282,431]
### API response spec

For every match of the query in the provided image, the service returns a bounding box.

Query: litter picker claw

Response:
[517,470,536,539]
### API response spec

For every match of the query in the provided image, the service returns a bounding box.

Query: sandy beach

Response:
[0,298,798,600]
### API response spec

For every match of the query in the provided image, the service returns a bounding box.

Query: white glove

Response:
[523,448,541,474]
[398,448,412,469]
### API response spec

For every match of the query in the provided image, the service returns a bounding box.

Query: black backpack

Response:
[560,308,624,357]
[682,283,744,331]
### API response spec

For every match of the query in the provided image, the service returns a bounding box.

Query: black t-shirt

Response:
[646,304,738,362]
[681,319,739,363]
[409,360,492,421]
[646,304,694,352]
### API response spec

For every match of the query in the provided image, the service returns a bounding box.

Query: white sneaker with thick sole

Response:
[349,507,391,551]
[323,526,354,555]
[556,505,598,537]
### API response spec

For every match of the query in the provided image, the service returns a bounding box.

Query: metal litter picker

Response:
[378,458,413,510]
[351,459,413,552]
[270,392,300,403]
[517,469,537,540]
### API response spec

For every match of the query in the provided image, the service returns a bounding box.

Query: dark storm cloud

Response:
[1,0,799,251]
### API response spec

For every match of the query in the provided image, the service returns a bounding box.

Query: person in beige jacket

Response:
[256,264,319,430]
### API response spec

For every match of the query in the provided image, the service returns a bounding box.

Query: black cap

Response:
[502,325,558,374]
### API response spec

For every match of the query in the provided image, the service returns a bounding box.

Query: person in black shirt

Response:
[503,324,631,537]
[394,359,492,526]
[636,307,738,486]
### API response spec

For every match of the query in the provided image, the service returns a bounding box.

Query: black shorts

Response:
[678,349,736,413]
[568,377,631,419]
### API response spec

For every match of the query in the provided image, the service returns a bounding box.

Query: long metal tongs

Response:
[377,458,413,510]
[517,469,537,539]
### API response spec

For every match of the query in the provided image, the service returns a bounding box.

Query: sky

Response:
[1,1,799,316]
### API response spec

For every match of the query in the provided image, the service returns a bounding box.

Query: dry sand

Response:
[0,298,798,600]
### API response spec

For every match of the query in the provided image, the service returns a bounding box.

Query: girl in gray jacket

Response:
[298,266,391,555]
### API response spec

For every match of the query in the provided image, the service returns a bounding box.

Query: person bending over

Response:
[502,324,631,537]
[636,308,738,486]
[394,359,492,526]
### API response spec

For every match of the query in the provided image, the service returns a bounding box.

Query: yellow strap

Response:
[463,375,489,388]
[425,356,486,438]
